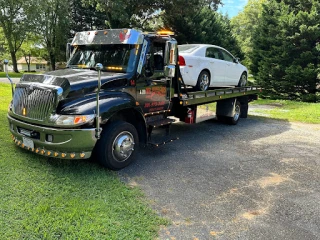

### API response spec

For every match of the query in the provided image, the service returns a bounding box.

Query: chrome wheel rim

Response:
[240,74,247,86]
[200,73,209,91]
[234,104,240,121]
[112,131,135,162]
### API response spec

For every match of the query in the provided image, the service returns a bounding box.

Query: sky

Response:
[218,0,248,18]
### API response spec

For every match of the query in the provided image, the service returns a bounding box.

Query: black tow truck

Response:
[5,29,261,170]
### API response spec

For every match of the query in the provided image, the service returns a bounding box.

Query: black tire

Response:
[95,121,139,170]
[226,101,241,125]
[216,115,227,123]
[196,70,210,91]
[237,72,247,87]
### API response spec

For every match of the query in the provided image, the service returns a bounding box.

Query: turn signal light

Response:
[74,116,87,125]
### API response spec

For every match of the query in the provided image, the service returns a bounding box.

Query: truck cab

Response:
[7,29,178,169]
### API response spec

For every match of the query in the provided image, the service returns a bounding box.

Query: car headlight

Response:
[54,114,95,126]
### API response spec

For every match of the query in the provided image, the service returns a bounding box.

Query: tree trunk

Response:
[10,51,19,73]
[27,53,31,72]
[24,53,31,72]
[50,52,55,71]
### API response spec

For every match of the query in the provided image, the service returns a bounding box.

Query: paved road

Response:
[0,77,20,84]
[120,117,320,239]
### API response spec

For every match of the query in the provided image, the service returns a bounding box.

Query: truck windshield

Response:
[67,44,138,73]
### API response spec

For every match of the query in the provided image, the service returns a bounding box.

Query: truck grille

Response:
[13,87,56,121]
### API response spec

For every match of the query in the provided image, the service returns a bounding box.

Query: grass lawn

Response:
[0,72,24,78]
[250,99,320,124]
[0,72,44,78]
[0,83,167,239]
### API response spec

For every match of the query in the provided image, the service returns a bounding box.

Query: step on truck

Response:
[5,29,261,170]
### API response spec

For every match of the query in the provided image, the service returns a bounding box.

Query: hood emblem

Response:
[26,85,34,95]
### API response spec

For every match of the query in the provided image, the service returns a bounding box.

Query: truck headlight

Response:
[8,102,13,112]
[54,114,95,126]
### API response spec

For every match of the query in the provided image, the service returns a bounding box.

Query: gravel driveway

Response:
[120,116,320,239]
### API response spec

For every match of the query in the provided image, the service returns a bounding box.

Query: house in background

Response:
[17,57,49,72]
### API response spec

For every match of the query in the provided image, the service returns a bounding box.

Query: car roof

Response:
[178,44,226,53]
[178,44,224,49]
[178,44,234,57]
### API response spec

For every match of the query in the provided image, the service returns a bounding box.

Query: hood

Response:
[19,68,130,98]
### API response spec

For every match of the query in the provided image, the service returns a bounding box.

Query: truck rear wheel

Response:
[226,101,241,125]
[95,121,139,170]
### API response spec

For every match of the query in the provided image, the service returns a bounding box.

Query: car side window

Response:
[205,47,221,59]
[220,49,234,63]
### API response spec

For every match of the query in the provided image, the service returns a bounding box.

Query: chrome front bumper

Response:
[7,114,97,159]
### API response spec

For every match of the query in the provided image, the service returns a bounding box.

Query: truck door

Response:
[136,39,172,114]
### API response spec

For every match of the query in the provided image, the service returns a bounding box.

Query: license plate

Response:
[23,137,34,149]
[20,128,32,137]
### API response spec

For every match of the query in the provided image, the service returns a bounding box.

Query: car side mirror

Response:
[234,58,240,63]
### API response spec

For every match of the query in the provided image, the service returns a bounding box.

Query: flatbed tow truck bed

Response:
[178,86,262,106]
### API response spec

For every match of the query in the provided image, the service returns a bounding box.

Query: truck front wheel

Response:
[95,121,139,170]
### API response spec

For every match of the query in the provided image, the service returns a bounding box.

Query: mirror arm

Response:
[4,59,15,97]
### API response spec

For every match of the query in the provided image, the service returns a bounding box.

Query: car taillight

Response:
[178,55,186,66]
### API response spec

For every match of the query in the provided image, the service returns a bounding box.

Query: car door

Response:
[205,47,226,87]
[219,49,242,85]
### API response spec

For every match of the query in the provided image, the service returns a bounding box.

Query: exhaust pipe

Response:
[3,59,15,97]
[95,63,103,139]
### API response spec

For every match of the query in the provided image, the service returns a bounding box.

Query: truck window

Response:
[67,44,138,73]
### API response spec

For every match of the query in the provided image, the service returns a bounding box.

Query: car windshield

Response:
[178,45,200,53]
[67,44,138,73]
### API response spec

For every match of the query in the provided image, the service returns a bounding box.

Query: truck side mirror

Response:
[164,40,178,78]
[164,40,178,65]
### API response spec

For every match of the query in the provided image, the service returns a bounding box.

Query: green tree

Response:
[84,0,221,29]
[70,0,109,33]
[18,34,44,72]
[35,0,70,70]
[231,0,266,68]
[83,0,162,28]
[0,0,35,72]
[163,7,243,58]
[251,0,320,102]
